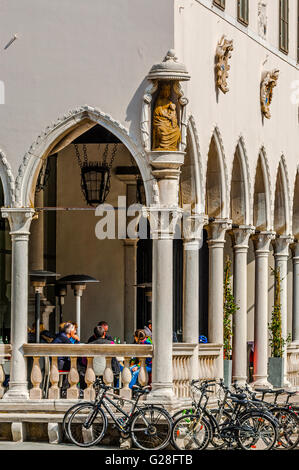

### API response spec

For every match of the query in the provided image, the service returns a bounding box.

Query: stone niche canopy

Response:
[141,50,190,153]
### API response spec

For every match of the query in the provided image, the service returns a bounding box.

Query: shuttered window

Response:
[213,0,225,11]
[237,0,249,26]
[279,0,289,54]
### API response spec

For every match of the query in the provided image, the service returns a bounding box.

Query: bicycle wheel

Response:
[209,408,235,449]
[62,402,91,441]
[67,403,107,447]
[271,408,299,450]
[171,414,211,451]
[237,412,278,451]
[130,406,172,450]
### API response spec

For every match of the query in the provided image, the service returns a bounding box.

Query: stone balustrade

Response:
[0,342,223,401]
[287,344,299,389]
[0,344,11,398]
[23,343,153,400]
[198,343,222,380]
[172,343,222,399]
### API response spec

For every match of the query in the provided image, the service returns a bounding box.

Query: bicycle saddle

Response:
[132,385,151,395]
[230,392,247,401]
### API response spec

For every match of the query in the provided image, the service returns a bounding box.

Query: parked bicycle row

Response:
[62,378,299,451]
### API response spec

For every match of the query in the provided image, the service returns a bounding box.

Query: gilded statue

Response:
[152,83,181,151]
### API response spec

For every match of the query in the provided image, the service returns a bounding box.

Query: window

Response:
[279,0,289,54]
[213,0,225,11]
[237,0,249,26]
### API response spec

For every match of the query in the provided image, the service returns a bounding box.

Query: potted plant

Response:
[268,267,290,388]
[223,257,238,387]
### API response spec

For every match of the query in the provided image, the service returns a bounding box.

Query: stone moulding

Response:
[260,69,279,119]
[0,149,16,207]
[215,35,234,94]
[15,105,151,208]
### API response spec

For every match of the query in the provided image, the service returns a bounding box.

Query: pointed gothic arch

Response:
[205,127,229,219]
[253,148,272,231]
[230,137,252,226]
[274,156,291,236]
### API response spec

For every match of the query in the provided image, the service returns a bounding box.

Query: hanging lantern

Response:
[36,158,50,192]
[74,143,118,206]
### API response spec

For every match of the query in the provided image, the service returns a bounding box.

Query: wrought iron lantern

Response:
[74,143,118,206]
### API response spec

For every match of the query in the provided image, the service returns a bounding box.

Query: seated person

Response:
[90,326,121,383]
[88,321,113,343]
[52,322,77,371]
[28,322,55,343]
[129,329,152,389]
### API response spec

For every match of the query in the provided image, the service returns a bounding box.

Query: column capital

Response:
[252,231,276,253]
[183,213,208,246]
[230,225,255,250]
[142,206,183,239]
[1,208,35,236]
[206,218,232,245]
[272,235,294,258]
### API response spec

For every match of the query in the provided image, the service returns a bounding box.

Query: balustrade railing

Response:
[0,344,11,398]
[23,344,153,400]
[0,342,223,401]
[287,343,299,389]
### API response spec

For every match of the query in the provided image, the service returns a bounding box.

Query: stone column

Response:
[206,219,232,379]
[147,207,181,403]
[1,208,34,400]
[252,232,275,388]
[273,235,293,385]
[183,214,206,380]
[291,242,299,344]
[123,239,138,344]
[230,226,255,386]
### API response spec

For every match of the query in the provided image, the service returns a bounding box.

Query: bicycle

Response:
[66,379,173,450]
[241,385,299,450]
[171,379,279,451]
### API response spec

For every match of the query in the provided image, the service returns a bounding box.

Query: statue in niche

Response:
[152,82,181,151]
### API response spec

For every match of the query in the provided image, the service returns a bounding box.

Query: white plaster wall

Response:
[56,143,134,343]
[174,0,299,227]
[0,0,174,177]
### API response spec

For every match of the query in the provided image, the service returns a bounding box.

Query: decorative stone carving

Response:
[141,50,190,152]
[258,1,267,40]
[260,69,279,119]
[215,35,234,94]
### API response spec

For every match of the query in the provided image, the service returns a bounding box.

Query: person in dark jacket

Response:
[90,325,121,381]
[87,321,113,343]
[52,322,78,370]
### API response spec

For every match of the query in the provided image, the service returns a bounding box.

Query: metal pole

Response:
[35,290,41,343]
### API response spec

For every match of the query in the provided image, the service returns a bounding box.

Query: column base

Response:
[146,383,177,406]
[232,376,248,387]
[2,382,29,401]
[251,376,272,390]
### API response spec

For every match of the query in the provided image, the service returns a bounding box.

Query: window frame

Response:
[279,0,289,54]
[213,0,225,11]
[237,0,249,26]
